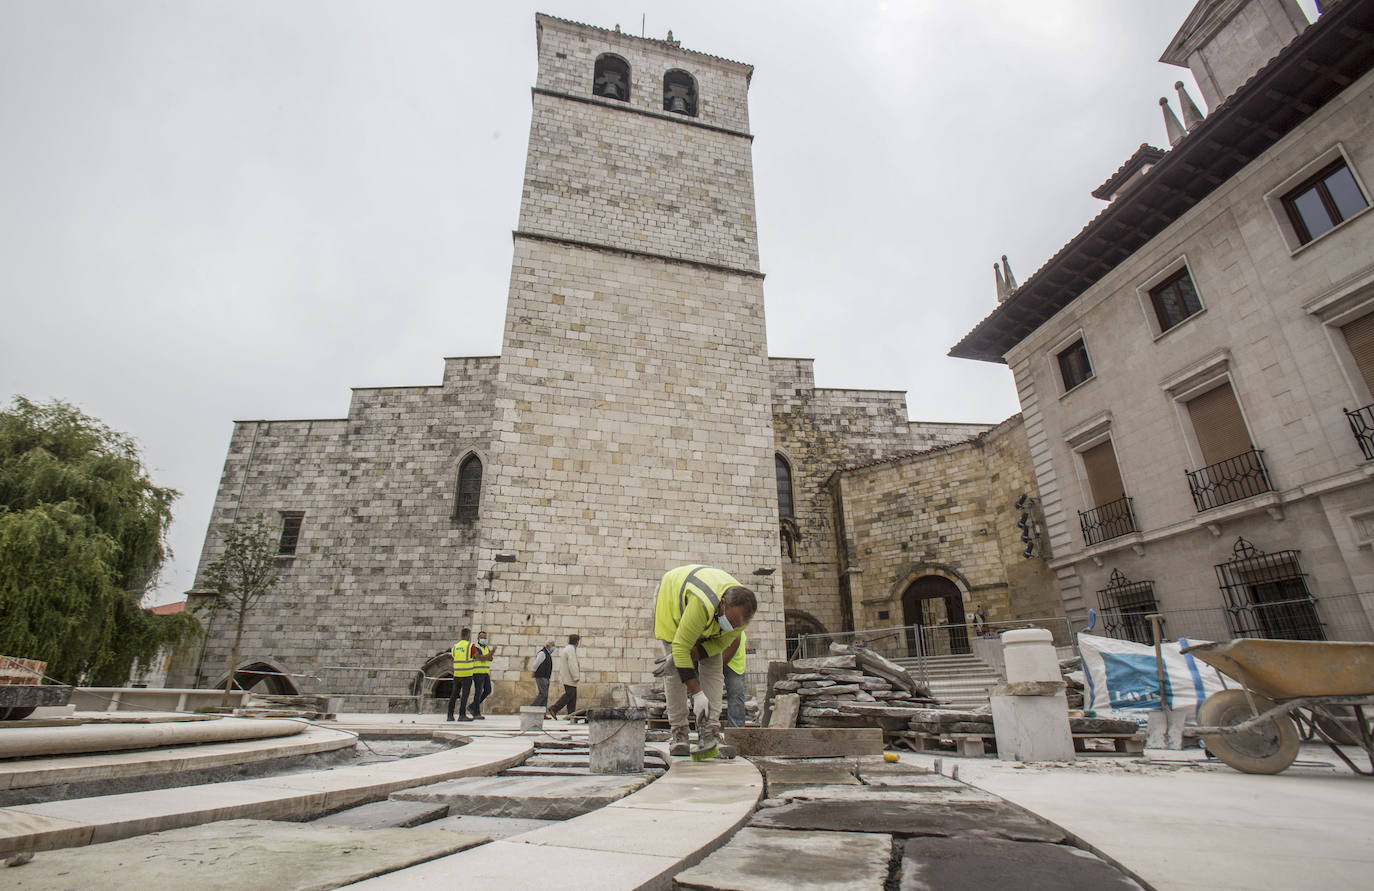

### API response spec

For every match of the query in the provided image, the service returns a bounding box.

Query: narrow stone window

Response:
[278,513,304,556]
[775,454,794,519]
[1282,158,1368,245]
[593,54,630,101]
[1057,338,1093,392]
[1148,268,1203,332]
[663,69,697,116]
[455,455,482,521]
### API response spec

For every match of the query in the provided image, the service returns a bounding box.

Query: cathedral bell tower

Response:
[475,15,781,695]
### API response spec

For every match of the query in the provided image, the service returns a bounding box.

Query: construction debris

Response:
[768,648,937,740]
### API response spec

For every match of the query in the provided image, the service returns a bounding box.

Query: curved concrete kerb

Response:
[0,717,305,759]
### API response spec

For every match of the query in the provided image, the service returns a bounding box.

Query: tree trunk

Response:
[221,613,246,709]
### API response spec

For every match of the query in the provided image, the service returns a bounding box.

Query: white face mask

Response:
[478,638,487,645]
[717,615,734,633]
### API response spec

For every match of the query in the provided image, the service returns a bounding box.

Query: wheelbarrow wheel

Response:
[1198,689,1299,775]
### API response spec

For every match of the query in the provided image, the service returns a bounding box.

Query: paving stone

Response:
[790,656,858,671]
[773,785,1002,806]
[424,814,557,839]
[749,799,1066,843]
[757,762,858,798]
[311,799,449,829]
[767,695,800,728]
[1,818,486,890]
[674,827,892,890]
[390,773,650,820]
[899,837,1143,890]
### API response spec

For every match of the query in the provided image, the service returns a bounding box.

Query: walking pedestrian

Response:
[546,634,581,720]
[468,630,496,719]
[530,639,556,708]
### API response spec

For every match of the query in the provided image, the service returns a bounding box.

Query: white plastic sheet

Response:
[1078,632,1227,718]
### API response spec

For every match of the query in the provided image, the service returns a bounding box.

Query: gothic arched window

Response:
[593,54,630,101]
[663,69,698,116]
[455,455,483,521]
[775,454,794,519]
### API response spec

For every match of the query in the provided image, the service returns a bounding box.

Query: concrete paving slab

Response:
[391,773,651,820]
[898,837,1143,890]
[424,814,556,839]
[515,801,746,859]
[772,784,1002,805]
[311,799,449,829]
[932,748,1374,890]
[749,799,1066,843]
[0,736,532,853]
[348,838,680,888]
[2,819,486,891]
[606,759,763,814]
[674,827,892,890]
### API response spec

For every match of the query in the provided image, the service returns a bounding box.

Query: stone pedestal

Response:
[587,707,646,775]
[519,706,544,733]
[1001,628,1060,682]
[990,688,1075,762]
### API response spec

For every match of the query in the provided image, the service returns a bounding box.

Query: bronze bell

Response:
[596,73,625,100]
[666,94,689,114]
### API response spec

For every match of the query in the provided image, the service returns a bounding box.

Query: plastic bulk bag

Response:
[1078,632,1227,718]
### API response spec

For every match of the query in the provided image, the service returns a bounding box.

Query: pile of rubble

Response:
[233,693,337,720]
[769,645,936,735]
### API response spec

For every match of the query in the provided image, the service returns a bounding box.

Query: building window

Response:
[1057,338,1093,392]
[1148,268,1203,332]
[592,54,630,101]
[1096,569,1159,645]
[1214,537,1323,640]
[455,455,482,521]
[775,454,794,519]
[1183,382,1272,510]
[1342,312,1374,398]
[278,514,303,556]
[1282,158,1369,245]
[663,69,697,116]
[1077,440,1137,545]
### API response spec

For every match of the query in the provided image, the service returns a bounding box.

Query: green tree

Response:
[0,396,199,684]
[199,513,280,706]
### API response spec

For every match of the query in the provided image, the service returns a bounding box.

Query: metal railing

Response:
[1095,592,1373,645]
[1345,403,1374,460]
[1078,495,1138,546]
[1185,448,1274,511]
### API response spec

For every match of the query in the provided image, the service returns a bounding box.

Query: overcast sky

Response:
[2,1,1317,604]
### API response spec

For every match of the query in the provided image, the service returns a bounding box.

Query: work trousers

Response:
[446,676,473,721]
[660,639,723,734]
[723,664,747,728]
[471,675,491,716]
[548,684,578,717]
[531,675,550,707]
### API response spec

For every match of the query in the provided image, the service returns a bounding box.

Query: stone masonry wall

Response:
[174,357,500,702]
[837,415,1058,635]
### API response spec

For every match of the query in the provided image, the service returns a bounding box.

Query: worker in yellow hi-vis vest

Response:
[468,630,497,719]
[654,565,757,757]
[446,627,476,722]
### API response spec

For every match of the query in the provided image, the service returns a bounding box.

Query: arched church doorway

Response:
[223,661,299,696]
[901,576,969,656]
[420,651,454,701]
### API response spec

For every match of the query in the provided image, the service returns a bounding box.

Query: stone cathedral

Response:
[175,15,1057,711]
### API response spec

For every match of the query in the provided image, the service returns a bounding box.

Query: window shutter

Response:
[1187,383,1252,467]
[1342,313,1374,397]
[1081,440,1125,507]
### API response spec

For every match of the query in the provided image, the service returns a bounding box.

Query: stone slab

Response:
[0,717,304,759]
[749,799,1066,843]
[899,837,1143,890]
[390,773,650,820]
[311,799,450,829]
[767,694,799,728]
[517,801,747,859]
[424,814,556,839]
[347,838,679,888]
[772,784,1002,806]
[0,809,92,855]
[723,727,883,757]
[0,819,486,890]
[757,761,859,797]
[674,827,892,890]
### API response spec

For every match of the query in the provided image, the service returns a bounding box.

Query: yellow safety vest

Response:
[451,639,475,678]
[471,641,491,675]
[654,564,745,661]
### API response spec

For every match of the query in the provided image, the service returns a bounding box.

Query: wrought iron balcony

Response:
[1346,403,1374,461]
[1185,448,1274,512]
[1078,495,1137,546]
